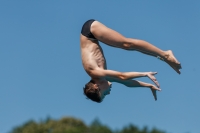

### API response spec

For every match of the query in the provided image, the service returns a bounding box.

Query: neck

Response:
[92,78,103,84]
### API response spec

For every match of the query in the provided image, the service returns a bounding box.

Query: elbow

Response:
[122,39,132,50]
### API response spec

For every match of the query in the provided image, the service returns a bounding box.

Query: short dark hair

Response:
[83,80,101,103]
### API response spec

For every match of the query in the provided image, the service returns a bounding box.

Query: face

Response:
[97,80,112,101]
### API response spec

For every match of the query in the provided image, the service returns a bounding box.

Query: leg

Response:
[90,21,182,74]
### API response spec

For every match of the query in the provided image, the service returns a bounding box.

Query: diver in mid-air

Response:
[80,19,182,103]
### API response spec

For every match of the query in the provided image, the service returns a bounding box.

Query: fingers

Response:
[153,80,160,88]
[150,85,161,101]
[151,84,161,91]
[148,74,160,88]
[151,72,157,75]
[150,77,159,88]
[151,89,157,101]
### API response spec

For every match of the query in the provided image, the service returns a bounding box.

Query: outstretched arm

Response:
[110,79,161,101]
[91,68,159,87]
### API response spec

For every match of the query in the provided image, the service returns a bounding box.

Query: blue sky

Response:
[0,1,200,133]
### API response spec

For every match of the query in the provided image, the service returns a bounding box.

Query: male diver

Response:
[80,19,181,103]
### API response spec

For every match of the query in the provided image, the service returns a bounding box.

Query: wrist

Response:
[144,72,148,77]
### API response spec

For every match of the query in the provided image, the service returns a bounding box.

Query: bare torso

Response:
[80,34,107,78]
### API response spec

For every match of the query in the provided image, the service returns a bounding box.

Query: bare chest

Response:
[93,49,106,68]
[81,46,107,73]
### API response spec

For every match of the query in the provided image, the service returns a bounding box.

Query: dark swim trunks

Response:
[81,19,96,40]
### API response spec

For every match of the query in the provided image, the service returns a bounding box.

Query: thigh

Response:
[90,21,129,48]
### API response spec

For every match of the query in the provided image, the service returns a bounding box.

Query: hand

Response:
[150,85,161,101]
[146,72,160,88]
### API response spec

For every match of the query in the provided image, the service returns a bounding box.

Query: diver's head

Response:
[83,79,112,103]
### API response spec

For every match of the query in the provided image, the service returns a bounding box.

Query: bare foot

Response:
[164,50,182,74]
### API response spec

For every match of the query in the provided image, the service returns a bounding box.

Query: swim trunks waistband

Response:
[81,19,96,40]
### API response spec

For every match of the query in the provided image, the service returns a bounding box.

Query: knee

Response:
[122,38,135,50]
